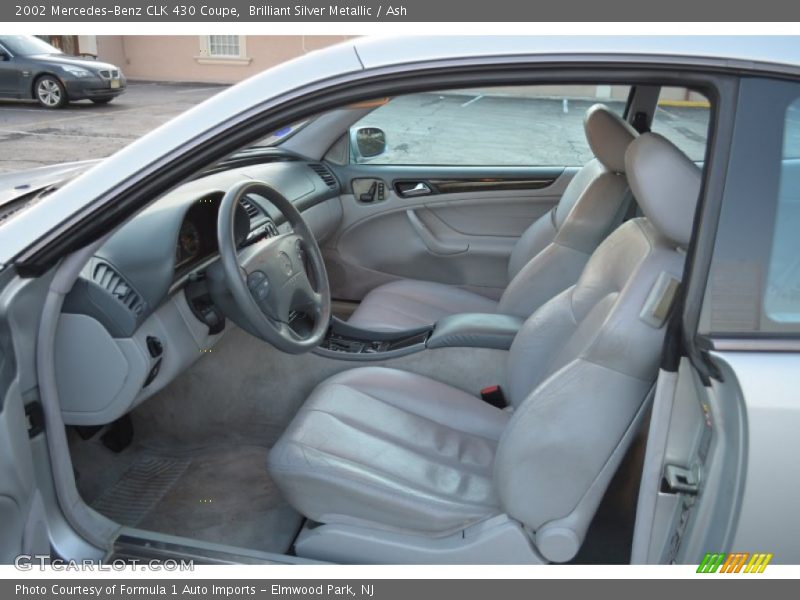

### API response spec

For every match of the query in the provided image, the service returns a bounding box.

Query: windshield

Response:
[250,119,310,147]
[0,35,62,56]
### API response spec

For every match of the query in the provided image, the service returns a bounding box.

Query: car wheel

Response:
[34,76,67,109]
[91,98,113,105]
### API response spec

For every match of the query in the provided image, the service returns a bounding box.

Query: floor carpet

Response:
[74,438,303,554]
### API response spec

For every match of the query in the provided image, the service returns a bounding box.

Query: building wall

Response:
[96,35,352,84]
[93,37,709,107]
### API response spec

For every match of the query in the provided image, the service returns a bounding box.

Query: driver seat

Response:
[268,133,701,563]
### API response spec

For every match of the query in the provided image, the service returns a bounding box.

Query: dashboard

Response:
[66,158,339,335]
[56,156,344,426]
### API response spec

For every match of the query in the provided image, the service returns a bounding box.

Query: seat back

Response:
[499,104,637,318]
[495,133,702,562]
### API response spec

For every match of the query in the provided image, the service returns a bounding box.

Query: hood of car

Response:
[0,160,99,209]
[27,53,119,73]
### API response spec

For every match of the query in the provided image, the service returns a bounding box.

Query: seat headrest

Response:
[625,132,702,248]
[583,104,638,173]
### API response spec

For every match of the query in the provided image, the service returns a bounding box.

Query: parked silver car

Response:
[0,36,798,566]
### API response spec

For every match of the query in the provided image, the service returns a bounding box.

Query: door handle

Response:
[396,181,432,198]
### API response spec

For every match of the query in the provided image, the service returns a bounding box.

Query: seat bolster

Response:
[498,243,589,319]
[495,359,652,553]
[347,280,498,332]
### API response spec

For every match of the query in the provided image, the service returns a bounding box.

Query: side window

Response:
[651,87,711,162]
[763,98,800,323]
[700,78,800,336]
[349,85,630,167]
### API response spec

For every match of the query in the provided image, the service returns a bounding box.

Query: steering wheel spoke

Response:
[217,180,331,354]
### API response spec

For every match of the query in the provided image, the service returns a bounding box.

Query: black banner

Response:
[4,579,797,600]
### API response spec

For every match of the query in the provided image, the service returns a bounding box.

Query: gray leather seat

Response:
[269,132,701,562]
[347,103,638,331]
[268,367,509,534]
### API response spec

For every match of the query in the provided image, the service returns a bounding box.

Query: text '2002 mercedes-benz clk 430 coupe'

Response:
[1,36,799,565]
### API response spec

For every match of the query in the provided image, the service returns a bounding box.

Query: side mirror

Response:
[351,127,386,161]
[0,51,10,62]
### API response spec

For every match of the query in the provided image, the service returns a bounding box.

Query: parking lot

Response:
[360,92,710,165]
[0,82,226,173]
[0,83,712,174]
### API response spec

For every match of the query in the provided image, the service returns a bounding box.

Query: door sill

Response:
[111,528,324,565]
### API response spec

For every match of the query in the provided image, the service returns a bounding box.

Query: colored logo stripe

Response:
[744,553,773,573]
[697,552,773,573]
[697,553,725,573]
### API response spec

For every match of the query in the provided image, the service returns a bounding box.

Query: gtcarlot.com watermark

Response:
[14,554,194,572]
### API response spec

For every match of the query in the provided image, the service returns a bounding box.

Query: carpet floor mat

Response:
[84,443,302,554]
[91,455,190,526]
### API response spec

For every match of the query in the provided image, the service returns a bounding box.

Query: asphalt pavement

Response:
[0,82,226,173]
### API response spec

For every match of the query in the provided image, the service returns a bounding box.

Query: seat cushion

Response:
[267,367,509,534]
[347,280,498,332]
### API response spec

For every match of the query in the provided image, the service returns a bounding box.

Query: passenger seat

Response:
[347,103,639,331]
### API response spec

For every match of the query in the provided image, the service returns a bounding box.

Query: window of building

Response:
[207,35,241,58]
[348,85,631,167]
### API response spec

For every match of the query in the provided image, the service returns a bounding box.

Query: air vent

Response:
[92,262,145,316]
[239,197,261,219]
[309,163,337,189]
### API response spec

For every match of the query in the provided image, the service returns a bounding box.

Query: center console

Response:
[314,312,524,361]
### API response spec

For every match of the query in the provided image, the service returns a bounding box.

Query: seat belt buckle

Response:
[480,385,507,409]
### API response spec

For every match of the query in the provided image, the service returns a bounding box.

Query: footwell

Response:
[80,442,303,554]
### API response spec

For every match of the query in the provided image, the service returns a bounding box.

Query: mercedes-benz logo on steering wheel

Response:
[278,251,293,276]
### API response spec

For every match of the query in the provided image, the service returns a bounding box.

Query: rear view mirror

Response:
[351,127,387,160]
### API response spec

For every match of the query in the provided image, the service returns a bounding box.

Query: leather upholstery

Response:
[345,279,498,332]
[498,159,631,317]
[427,313,524,350]
[268,367,509,534]
[626,132,702,248]
[583,102,639,174]
[347,104,636,332]
[497,218,684,536]
[269,132,701,560]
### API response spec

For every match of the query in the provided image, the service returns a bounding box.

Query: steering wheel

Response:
[216,180,331,354]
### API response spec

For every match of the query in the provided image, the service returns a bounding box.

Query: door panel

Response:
[0,56,21,97]
[0,273,49,563]
[642,78,800,566]
[718,351,800,563]
[0,379,48,562]
[632,357,748,564]
[323,166,576,301]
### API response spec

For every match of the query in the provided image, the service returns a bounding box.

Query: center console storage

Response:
[315,317,432,360]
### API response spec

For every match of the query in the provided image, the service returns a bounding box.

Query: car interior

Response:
[48,81,711,564]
